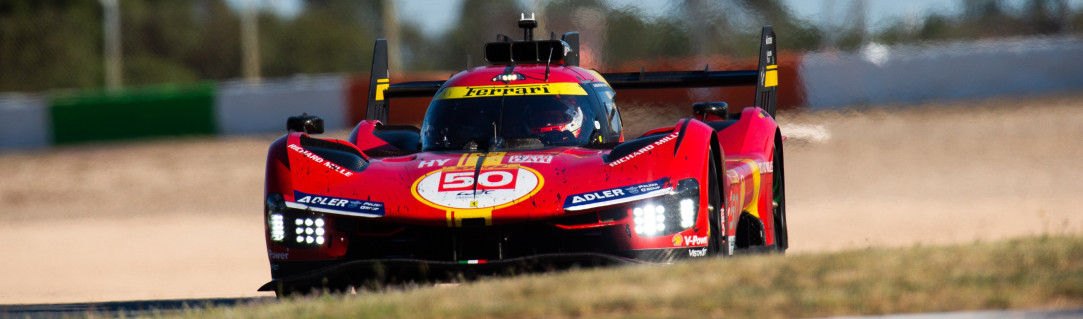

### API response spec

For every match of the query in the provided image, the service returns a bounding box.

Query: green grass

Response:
[167,235,1083,318]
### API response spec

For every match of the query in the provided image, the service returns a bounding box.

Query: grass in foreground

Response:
[171,235,1083,318]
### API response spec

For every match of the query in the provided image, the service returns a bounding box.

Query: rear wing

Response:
[601,26,778,117]
[364,38,442,124]
[365,25,779,123]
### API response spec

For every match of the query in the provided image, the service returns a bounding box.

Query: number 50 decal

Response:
[414,166,543,210]
[438,170,517,192]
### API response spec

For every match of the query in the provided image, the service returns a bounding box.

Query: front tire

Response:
[772,132,788,253]
[706,148,727,256]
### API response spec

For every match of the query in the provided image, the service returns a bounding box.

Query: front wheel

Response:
[772,132,788,253]
[706,148,730,257]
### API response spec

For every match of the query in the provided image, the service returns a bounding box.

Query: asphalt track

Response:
[1,94,1081,316]
[0,297,270,318]
[1,300,1080,318]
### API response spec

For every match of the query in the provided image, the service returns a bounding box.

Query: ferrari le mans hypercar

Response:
[260,16,788,296]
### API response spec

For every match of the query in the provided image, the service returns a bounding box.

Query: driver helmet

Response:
[527,99,584,138]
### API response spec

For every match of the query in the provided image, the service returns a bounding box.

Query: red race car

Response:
[260,16,788,296]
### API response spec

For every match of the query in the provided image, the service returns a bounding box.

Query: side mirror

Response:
[692,101,729,121]
[287,113,324,134]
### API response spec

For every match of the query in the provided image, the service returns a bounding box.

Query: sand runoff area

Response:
[2,94,1081,304]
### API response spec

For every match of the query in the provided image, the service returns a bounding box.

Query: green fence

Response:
[49,83,217,145]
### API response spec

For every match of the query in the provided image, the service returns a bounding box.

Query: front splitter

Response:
[258,252,647,293]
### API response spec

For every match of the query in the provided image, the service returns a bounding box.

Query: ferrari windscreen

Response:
[421,93,599,151]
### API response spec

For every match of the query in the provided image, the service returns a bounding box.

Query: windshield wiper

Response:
[488,95,506,152]
[488,121,504,152]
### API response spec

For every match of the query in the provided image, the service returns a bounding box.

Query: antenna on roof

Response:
[545,46,553,81]
[519,13,537,40]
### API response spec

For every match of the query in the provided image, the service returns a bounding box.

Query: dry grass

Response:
[162,234,1083,319]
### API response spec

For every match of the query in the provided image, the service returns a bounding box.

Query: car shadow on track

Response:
[0,297,274,318]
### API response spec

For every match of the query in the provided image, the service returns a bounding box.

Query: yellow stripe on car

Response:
[436,83,587,100]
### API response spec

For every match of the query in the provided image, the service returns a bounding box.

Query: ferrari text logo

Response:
[436,82,587,99]
[464,85,549,97]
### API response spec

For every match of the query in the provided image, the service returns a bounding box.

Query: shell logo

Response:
[672,234,683,246]
[412,165,544,210]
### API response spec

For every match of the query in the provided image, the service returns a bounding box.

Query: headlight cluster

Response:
[269,214,286,241]
[632,205,666,236]
[267,193,328,248]
[630,179,699,237]
[294,217,326,245]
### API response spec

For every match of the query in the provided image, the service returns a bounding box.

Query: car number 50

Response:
[439,170,516,191]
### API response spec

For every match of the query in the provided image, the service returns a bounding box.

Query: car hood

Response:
[285,142,680,227]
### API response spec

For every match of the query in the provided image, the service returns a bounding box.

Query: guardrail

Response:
[2,35,1081,151]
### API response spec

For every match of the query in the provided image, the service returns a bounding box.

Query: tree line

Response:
[1,0,1080,93]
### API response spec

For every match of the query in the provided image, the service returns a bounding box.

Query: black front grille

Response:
[550,209,629,226]
[341,219,627,262]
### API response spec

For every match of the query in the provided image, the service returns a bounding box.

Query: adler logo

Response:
[563,178,669,210]
[570,188,625,204]
[292,191,386,216]
[297,195,349,207]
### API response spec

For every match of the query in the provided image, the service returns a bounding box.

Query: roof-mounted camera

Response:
[484,13,571,65]
[519,12,537,40]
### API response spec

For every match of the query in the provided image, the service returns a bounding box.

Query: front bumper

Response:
[262,188,708,292]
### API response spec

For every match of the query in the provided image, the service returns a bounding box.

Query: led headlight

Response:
[266,193,287,242]
[632,206,667,235]
[629,179,700,237]
[680,199,696,228]
[267,193,328,247]
[269,214,285,241]
[292,217,326,247]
